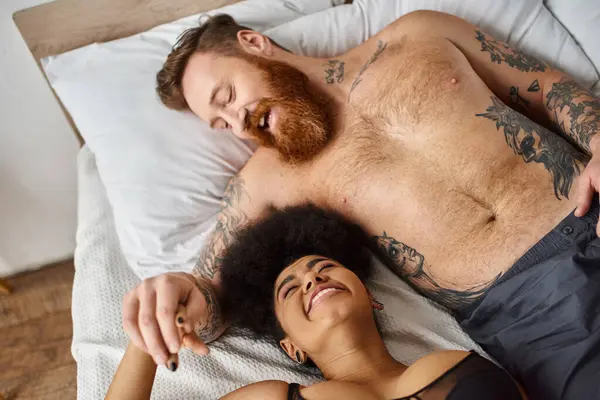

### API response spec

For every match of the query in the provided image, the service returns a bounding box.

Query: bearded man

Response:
[122,12,600,399]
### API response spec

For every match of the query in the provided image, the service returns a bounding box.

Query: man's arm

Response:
[122,153,275,364]
[391,10,600,156]
[191,159,273,342]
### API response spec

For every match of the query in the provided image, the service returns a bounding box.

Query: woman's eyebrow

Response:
[306,257,328,269]
[276,275,294,298]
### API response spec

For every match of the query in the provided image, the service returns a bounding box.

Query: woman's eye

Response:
[319,263,335,273]
[227,87,234,104]
[284,286,298,299]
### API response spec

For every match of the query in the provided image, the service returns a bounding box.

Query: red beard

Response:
[245,57,332,164]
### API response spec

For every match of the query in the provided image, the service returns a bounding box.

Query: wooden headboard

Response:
[12,0,241,143]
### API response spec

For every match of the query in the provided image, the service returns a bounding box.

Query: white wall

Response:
[0,0,79,276]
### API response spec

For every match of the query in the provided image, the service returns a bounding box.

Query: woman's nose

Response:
[304,273,325,292]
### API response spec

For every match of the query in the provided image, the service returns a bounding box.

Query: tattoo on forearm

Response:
[545,77,600,154]
[476,95,588,199]
[194,176,250,279]
[194,279,225,342]
[508,85,530,113]
[527,79,540,92]
[372,232,500,311]
[475,30,548,72]
[322,60,345,84]
[348,40,387,102]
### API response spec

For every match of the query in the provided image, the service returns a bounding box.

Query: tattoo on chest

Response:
[475,30,548,72]
[348,40,387,102]
[322,60,345,84]
[527,79,540,92]
[372,232,501,312]
[545,78,600,154]
[476,95,588,199]
[194,176,250,279]
[508,85,530,113]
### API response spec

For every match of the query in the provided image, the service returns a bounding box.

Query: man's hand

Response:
[122,272,223,366]
[575,136,600,235]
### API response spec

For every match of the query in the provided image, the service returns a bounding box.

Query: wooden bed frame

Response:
[12,0,241,144]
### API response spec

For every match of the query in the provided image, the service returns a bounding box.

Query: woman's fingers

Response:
[155,276,185,354]
[122,293,147,353]
[575,173,593,217]
[182,332,210,356]
[138,286,169,366]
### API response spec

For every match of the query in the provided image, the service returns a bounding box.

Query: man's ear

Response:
[279,337,305,363]
[237,30,273,56]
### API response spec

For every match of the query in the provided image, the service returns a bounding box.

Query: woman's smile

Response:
[307,284,347,314]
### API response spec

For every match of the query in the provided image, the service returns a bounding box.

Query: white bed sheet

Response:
[74,146,485,399]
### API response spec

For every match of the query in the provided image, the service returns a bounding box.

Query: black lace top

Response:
[287,352,522,400]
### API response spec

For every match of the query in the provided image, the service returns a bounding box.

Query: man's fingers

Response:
[182,332,210,356]
[138,288,169,365]
[122,293,147,353]
[156,277,185,354]
[575,174,594,217]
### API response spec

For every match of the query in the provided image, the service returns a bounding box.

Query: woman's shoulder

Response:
[219,380,290,400]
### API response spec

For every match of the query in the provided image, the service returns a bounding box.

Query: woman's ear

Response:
[237,30,273,56]
[279,337,306,364]
[366,288,384,311]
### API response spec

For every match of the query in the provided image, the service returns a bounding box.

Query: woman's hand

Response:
[575,136,600,235]
[122,272,224,366]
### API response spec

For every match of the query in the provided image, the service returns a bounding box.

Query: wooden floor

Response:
[0,260,76,400]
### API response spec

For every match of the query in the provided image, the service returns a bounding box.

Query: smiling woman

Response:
[217,204,527,400]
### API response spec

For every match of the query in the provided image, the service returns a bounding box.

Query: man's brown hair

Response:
[156,14,251,110]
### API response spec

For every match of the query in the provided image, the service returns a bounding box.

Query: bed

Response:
[13,0,600,398]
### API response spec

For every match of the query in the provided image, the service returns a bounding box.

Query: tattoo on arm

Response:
[475,30,548,72]
[348,40,387,102]
[194,176,250,280]
[476,95,588,199]
[194,277,226,343]
[545,77,600,155]
[322,60,345,84]
[372,232,500,311]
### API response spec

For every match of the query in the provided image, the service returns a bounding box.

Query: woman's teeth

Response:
[258,115,265,128]
[310,288,341,310]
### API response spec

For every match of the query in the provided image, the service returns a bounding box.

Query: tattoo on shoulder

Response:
[194,279,225,343]
[322,60,345,84]
[194,176,250,279]
[476,95,588,199]
[372,232,500,311]
[475,30,548,72]
[348,40,387,102]
[545,77,600,154]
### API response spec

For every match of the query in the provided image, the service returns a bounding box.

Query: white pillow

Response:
[544,0,600,94]
[271,0,598,87]
[45,0,597,279]
[44,0,338,279]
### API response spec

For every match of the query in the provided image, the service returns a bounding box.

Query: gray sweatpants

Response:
[459,197,600,400]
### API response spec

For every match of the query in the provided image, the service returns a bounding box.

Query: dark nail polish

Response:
[177,316,184,324]
[170,361,177,371]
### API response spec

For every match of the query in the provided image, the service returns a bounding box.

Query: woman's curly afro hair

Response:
[220,204,373,344]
